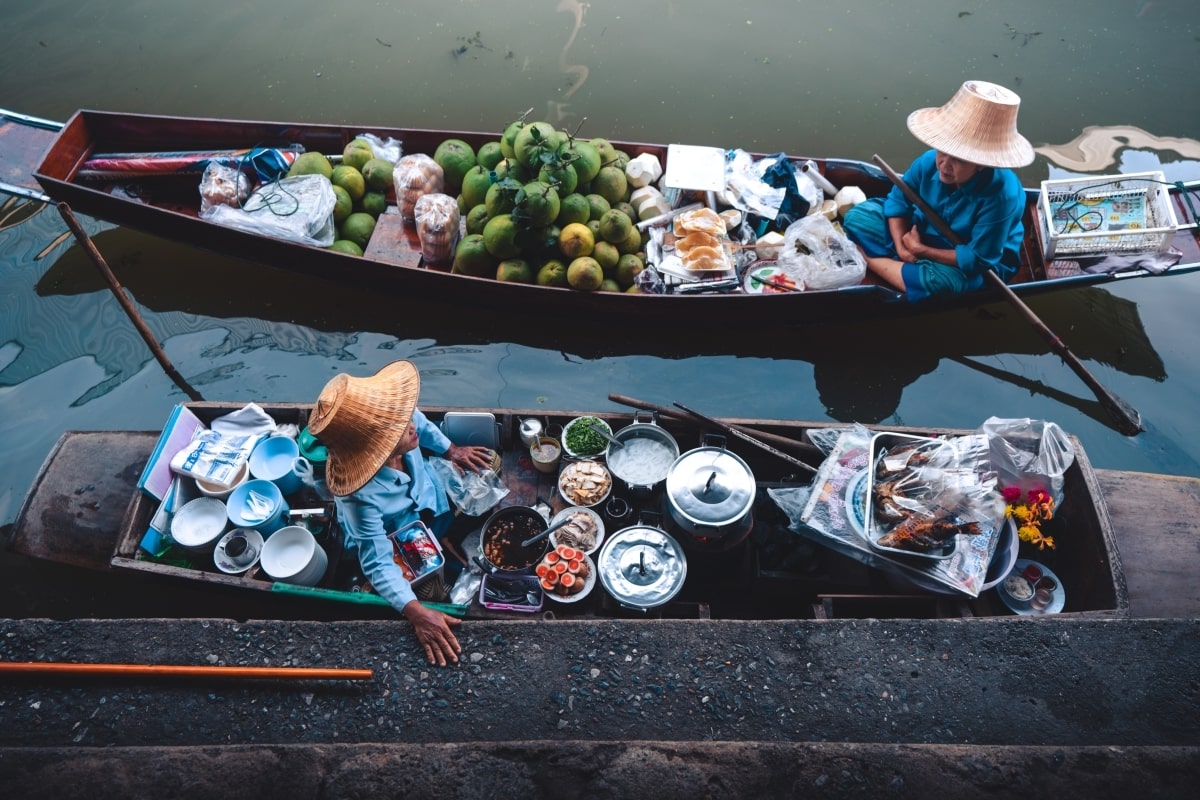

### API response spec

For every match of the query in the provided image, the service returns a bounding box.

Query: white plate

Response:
[557,460,612,508]
[549,506,605,556]
[213,528,264,574]
[845,468,869,537]
[541,554,596,604]
[561,416,611,460]
[998,558,1066,615]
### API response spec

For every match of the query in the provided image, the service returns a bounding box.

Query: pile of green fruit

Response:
[438,117,648,292]
[287,139,395,256]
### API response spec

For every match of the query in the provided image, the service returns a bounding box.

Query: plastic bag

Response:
[353,132,403,164]
[198,163,251,215]
[429,457,509,517]
[777,213,866,290]
[394,154,444,223]
[201,174,335,247]
[979,417,1075,506]
[414,193,460,264]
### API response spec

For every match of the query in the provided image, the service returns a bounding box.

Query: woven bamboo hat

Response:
[906,80,1034,169]
[308,360,420,496]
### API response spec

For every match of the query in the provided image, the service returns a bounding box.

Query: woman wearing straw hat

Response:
[308,360,494,666]
[843,80,1035,300]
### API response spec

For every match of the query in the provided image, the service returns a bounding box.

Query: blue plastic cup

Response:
[249,436,303,497]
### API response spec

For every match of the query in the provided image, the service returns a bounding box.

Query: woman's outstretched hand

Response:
[403,600,463,667]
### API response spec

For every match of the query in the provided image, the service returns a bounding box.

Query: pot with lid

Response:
[605,411,680,496]
[596,512,687,611]
[664,435,756,546]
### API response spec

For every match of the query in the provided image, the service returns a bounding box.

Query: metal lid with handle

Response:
[596,515,687,611]
[665,435,756,528]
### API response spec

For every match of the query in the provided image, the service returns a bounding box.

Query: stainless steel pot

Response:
[596,515,687,611]
[476,505,549,574]
[664,435,756,542]
[605,411,680,495]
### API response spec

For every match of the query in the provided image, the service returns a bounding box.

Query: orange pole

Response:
[0,662,372,680]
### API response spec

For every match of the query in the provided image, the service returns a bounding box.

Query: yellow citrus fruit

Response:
[331,165,365,202]
[477,141,504,171]
[567,256,604,291]
[591,240,620,276]
[340,212,376,250]
[433,138,477,194]
[342,142,374,171]
[616,254,643,288]
[558,222,595,260]
[362,158,394,192]
[331,185,353,225]
[536,259,569,287]
[360,191,387,218]
[557,193,590,226]
[482,215,521,259]
[452,233,497,277]
[597,209,633,245]
[466,204,490,236]
[288,152,332,179]
[593,166,628,206]
[328,239,363,256]
[496,259,534,283]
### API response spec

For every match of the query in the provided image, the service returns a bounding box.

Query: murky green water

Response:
[2,0,1200,530]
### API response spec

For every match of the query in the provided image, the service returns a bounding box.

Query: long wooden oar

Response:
[0,661,372,680]
[871,154,1142,436]
[671,401,818,475]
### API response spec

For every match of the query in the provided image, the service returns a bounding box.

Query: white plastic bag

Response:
[201,174,336,247]
[979,417,1075,506]
[778,213,866,290]
[429,457,509,517]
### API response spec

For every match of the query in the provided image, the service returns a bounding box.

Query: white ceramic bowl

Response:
[195,460,249,499]
[557,460,613,508]
[260,525,327,586]
[561,416,611,460]
[169,497,229,551]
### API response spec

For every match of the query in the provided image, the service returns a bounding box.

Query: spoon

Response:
[583,420,624,451]
[521,515,574,549]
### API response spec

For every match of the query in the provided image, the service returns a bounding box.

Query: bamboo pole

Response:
[0,661,372,680]
[55,202,204,402]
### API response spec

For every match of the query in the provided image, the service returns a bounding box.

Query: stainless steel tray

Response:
[866,432,960,561]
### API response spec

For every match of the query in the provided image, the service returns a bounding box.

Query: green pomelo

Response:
[342,143,373,171]
[328,239,363,256]
[433,138,477,194]
[361,158,394,192]
[567,141,602,183]
[331,185,353,225]
[485,177,524,218]
[360,191,387,218]
[593,166,627,206]
[557,192,591,226]
[482,215,521,259]
[591,240,620,276]
[466,204,490,236]
[600,278,622,293]
[618,223,645,255]
[519,180,561,227]
[496,259,534,283]
[513,122,557,168]
[597,209,634,245]
[536,259,569,287]
[461,165,494,210]
[452,233,497,277]
[567,257,604,291]
[585,193,611,221]
[538,161,578,196]
[340,212,376,250]
[330,165,365,202]
[288,152,333,179]
[477,141,504,171]
[589,138,617,165]
[616,254,643,288]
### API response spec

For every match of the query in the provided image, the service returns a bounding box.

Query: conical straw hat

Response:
[907,80,1034,169]
[308,360,420,496]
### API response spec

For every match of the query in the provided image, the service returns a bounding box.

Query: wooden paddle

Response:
[871,154,1143,436]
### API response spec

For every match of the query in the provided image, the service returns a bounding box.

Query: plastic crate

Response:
[1038,171,1179,260]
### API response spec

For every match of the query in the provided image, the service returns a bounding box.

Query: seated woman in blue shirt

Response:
[308,360,494,667]
[843,80,1034,301]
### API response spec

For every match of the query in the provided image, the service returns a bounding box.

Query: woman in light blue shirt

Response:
[309,360,493,666]
[843,80,1034,301]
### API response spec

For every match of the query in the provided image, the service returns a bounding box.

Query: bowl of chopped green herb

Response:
[561,416,612,460]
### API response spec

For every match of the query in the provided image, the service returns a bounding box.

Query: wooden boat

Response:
[7,107,1200,326]
[12,400,1198,621]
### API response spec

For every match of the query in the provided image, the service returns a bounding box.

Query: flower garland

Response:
[1003,486,1056,550]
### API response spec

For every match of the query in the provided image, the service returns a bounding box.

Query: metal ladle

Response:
[520,515,575,549]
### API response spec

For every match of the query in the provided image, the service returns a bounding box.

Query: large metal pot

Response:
[596,515,687,611]
[477,505,549,574]
[605,411,680,495]
[664,435,756,544]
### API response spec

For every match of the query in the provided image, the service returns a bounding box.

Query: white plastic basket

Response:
[1038,171,1179,260]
